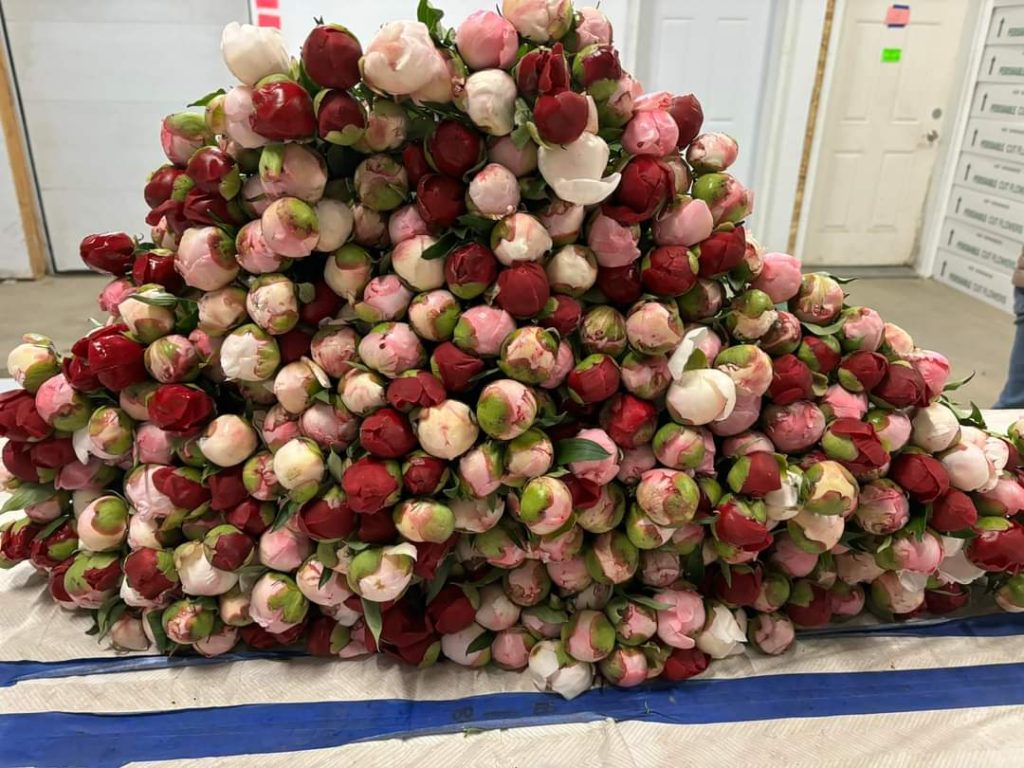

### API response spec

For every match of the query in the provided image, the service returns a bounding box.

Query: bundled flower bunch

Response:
[2,0,1024,700]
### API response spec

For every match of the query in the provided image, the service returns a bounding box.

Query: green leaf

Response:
[421,230,461,261]
[417,0,447,42]
[518,175,549,201]
[129,290,180,308]
[312,390,334,405]
[188,88,226,108]
[35,516,69,540]
[296,282,316,304]
[536,411,569,428]
[327,451,344,483]
[1,483,55,514]
[555,438,612,465]
[466,629,495,654]
[719,562,733,588]
[425,555,452,603]
[821,272,858,285]
[801,318,845,336]
[456,214,496,235]
[906,511,928,541]
[145,610,174,653]
[319,564,335,590]
[684,349,708,371]
[272,500,300,531]
[628,595,673,611]
[174,299,199,336]
[529,604,567,624]
[362,598,383,647]
[943,372,976,393]
[597,126,624,143]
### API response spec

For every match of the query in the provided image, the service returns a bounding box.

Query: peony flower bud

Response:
[176,226,239,291]
[221,22,291,86]
[261,197,319,258]
[198,414,258,467]
[441,621,492,668]
[456,69,517,135]
[585,531,639,584]
[538,133,621,206]
[467,163,520,218]
[162,597,218,644]
[310,325,359,379]
[271,437,324,503]
[302,23,361,89]
[77,495,129,552]
[497,326,558,385]
[528,638,593,699]
[63,551,121,609]
[347,543,416,602]
[249,572,309,634]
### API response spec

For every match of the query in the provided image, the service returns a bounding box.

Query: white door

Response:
[4,0,251,272]
[634,0,776,191]
[804,0,970,267]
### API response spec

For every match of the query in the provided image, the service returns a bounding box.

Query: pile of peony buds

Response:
[2,0,1024,700]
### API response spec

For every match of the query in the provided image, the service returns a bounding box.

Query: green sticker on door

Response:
[882,47,902,63]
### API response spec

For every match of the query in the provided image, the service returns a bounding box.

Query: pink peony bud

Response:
[467,163,520,218]
[456,10,519,69]
[261,197,319,258]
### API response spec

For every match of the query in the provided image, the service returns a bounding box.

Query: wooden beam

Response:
[0,25,48,278]
[787,0,837,255]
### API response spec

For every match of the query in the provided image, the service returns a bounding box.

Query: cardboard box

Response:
[954,152,1024,202]
[941,216,1023,272]
[947,184,1024,240]
[934,248,1014,313]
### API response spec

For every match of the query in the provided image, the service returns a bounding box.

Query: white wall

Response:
[2,0,251,272]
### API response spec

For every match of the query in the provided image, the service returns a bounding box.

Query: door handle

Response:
[926,130,939,143]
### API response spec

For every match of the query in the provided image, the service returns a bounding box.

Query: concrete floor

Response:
[0,274,1013,407]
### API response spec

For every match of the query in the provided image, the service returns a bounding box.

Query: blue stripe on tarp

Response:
[0,650,303,688]
[801,612,1024,639]
[4,661,1024,768]
[2,611,1023,688]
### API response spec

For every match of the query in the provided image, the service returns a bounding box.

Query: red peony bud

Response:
[413,537,456,580]
[889,453,950,503]
[714,498,773,552]
[297,492,357,541]
[359,408,417,458]
[387,371,447,412]
[496,262,551,319]
[577,46,622,87]
[86,324,147,391]
[427,583,476,634]
[204,526,254,571]
[786,581,832,627]
[415,174,466,230]
[431,342,485,393]
[798,334,842,374]
[401,143,432,188]
[925,582,970,614]
[149,384,215,432]
[0,390,51,441]
[302,25,362,89]
[600,393,657,449]
[711,563,762,607]
[153,466,210,510]
[641,245,697,297]
[930,489,978,533]
[226,498,275,536]
[567,353,620,405]
[729,452,782,497]
[357,507,400,542]
[838,350,889,393]
[342,456,402,514]
[208,466,248,511]
[0,518,43,564]
[185,147,237,196]
[79,232,135,276]
[696,226,745,277]
[123,548,177,600]
[30,438,76,470]
[533,91,589,145]
[29,521,77,570]
[182,189,244,227]
[767,354,814,405]
[662,646,709,681]
[2,441,41,483]
[144,165,186,209]
[133,250,184,292]
[515,43,570,97]
[602,156,674,224]
[967,522,1024,573]
[668,93,704,148]
[402,453,449,495]
[445,243,499,300]
[823,418,889,476]
[873,364,929,409]
[596,262,643,305]
[277,327,314,365]
[426,120,485,179]
[306,615,341,656]
[538,295,583,336]
[250,79,316,141]
[316,90,366,144]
